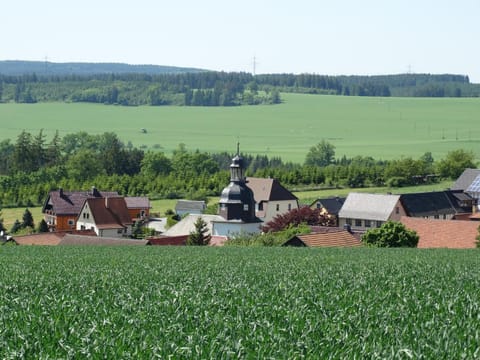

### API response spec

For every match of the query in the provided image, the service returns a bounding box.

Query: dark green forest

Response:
[0,130,476,208]
[0,61,479,106]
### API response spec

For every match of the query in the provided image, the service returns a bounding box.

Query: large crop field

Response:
[1,94,479,163]
[0,246,478,358]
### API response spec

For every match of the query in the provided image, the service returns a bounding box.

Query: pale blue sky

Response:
[2,0,479,82]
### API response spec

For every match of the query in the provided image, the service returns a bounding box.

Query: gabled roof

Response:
[42,188,119,215]
[85,197,132,229]
[175,200,206,212]
[124,196,150,209]
[451,169,480,191]
[283,229,362,247]
[310,197,345,215]
[338,193,400,221]
[59,234,149,246]
[163,214,224,236]
[400,190,472,217]
[12,230,97,246]
[246,177,298,202]
[400,216,479,249]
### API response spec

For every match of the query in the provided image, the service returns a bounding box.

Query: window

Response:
[434,214,439,219]
[117,229,123,234]
[376,221,383,228]
[276,204,280,211]
[243,204,249,211]
[258,202,263,211]
[316,202,321,209]
[346,218,352,225]
[68,219,75,226]
[83,213,86,219]
[395,207,400,214]
[288,204,292,211]
[365,220,371,228]
[443,214,447,219]
[355,219,362,227]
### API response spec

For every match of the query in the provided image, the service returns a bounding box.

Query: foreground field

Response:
[0,246,478,358]
[1,94,479,163]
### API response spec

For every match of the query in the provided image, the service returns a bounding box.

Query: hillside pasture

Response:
[0,94,479,163]
[0,246,478,358]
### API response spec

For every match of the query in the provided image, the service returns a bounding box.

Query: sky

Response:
[2,0,479,82]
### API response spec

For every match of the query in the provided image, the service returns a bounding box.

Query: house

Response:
[309,197,346,226]
[400,216,479,248]
[246,177,299,224]
[283,227,362,247]
[125,196,150,222]
[76,197,133,238]
[42,187,119,231]
[400,190,473,220]
[175,200,206,216]
[338,193,407,232]
[451,168,480,210]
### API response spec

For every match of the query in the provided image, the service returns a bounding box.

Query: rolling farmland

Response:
[0,246,479,358]
[1,94,479,163]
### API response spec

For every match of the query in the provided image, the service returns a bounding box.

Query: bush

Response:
[362,221,419,247]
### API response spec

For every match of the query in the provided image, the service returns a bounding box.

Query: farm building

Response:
[338,193,406,232]
[175,200,206,216]
[283,227,362,247]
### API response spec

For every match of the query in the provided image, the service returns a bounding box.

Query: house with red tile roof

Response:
[124,196,151,222]
[283,227,362,247]
[400,216,480,249]
[246,177,299,223]
[76,197,133,238]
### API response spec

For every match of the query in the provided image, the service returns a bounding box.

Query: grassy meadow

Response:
[1,94,479,163]
[0,246,479,358]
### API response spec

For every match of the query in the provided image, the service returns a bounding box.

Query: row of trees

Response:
[0,130,477,208]
[1,72,478,107]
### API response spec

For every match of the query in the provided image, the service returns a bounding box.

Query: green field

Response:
[0,246,478,358]
[1,94,479,163]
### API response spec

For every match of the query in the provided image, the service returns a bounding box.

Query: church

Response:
[211,147,263,237]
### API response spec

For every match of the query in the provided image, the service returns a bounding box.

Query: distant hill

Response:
[0,60,207,76]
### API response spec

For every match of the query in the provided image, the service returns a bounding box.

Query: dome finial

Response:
[236,142,240,156]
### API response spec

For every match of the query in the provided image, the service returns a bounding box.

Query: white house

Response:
[76,197,133,238]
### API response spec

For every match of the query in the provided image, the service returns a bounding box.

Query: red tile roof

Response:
[13,230,97,246]
[284,229,362,247]
[59,234,149,246]
[86,197,132,229]
[400,216,479,249]
[148,235,188,246]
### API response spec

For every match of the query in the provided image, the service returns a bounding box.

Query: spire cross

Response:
[237,142,240,155]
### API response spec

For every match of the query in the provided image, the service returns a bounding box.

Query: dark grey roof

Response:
[400,190,472,217]
[451,169,480,191]
[175,200,206,212]
[311,197,345,215]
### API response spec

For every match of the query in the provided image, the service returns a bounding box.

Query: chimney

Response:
[105,197,109,208]
[59,188,63,197]
[91,186,100,197]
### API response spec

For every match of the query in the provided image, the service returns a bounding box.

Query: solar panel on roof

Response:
[466,175,480,193]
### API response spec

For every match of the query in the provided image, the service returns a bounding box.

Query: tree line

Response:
[0,72,479,107]
[0,130,476,208]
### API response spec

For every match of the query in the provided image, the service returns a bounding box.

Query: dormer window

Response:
[243,204,249,211]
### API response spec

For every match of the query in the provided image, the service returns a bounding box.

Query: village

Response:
[6,151,480,249]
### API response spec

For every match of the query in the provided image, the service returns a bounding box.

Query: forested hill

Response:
[0,60,207,76]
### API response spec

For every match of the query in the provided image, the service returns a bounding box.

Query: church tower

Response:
[218,145,257,222]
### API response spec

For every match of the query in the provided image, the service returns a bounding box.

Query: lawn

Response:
[0,246,478,358]
[1,94,479,163]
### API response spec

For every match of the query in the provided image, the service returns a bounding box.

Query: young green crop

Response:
[0,246,479,358]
